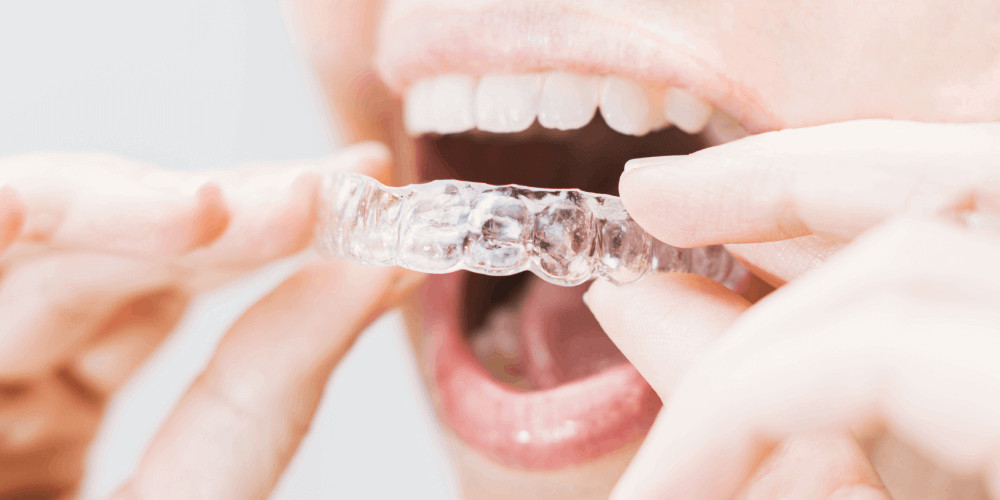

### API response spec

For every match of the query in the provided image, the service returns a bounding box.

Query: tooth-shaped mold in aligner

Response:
[317,173,747,289]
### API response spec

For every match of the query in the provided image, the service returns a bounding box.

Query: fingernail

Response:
[623,155,685,173]
[188,183,230,250]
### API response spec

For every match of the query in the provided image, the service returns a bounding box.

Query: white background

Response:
[0,1,458,498]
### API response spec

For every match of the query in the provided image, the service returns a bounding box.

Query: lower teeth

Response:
[317,172,747,289]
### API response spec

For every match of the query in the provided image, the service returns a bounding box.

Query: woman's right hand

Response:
[0,144,409,499]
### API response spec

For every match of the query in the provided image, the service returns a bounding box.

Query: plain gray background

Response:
[0,1,458,498]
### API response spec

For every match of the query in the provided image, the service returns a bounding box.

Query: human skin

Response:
[286,0,1000,498]
[588,121,1000,500]
[0,146,417,499]
[3,3,994,498]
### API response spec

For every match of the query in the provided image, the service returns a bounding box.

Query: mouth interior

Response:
[415,116,708,391]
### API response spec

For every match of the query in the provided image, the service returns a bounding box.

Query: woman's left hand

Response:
[585,120,1000,500]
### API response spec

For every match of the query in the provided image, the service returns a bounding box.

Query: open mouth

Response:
[402,81,748,470]
[375,3,755,472]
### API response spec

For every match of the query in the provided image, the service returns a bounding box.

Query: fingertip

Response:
[349,140,393,164]
[180,182,230,254]
[0,185,25,253]
[328,141,393,181]
[144,173,231,256]
[183,146,395,268]
[588,272,749,325]
[268,149,392,260]
[619,162,704,247]
[610,464,663,500]
[580,278,610,309]
[249,170,323,261]
[581,278,628,342]
[587,273,749,396]
[291,142,392,193]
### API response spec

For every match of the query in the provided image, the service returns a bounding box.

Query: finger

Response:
[0,253,174,379]
[0,377,100,498]
[0,152,230,257]
[176,141,392,272]
[0,443,89,498]
[0,375,102,456]
[0,185,26,255]
[113,260,402,500]
[68,288,189,397]
[0,142,389,262]
[585,272,882,500]
[584,273,750,397]
[735,433,890,500]
[727,235,845,287]
[620,120,1000,246]
[871,435,988,500]
[610,218,1000,500]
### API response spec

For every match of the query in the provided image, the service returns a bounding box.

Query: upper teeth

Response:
[404,71,721,137]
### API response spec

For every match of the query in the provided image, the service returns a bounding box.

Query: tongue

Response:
[519,278,627,389]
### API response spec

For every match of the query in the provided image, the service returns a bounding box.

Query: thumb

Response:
[583,272,749,397]
[584,275,889,500]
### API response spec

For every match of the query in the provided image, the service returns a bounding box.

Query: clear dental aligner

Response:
[316,173,748,289]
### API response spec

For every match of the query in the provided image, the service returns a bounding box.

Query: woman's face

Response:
[289,1,1000,497]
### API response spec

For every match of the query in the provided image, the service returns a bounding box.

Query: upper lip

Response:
[375,0,779,133]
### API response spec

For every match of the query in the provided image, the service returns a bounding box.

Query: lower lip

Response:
[419,272,662,470]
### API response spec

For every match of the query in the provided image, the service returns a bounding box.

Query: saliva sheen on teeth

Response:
[316,172,748,289]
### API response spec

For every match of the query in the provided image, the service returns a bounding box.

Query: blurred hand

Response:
[586,120,1000,499]
[0,144,410,499]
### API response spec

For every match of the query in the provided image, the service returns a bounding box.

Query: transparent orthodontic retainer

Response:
[316,172,748,289]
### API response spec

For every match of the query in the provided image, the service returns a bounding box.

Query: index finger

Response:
[620,120,1000,247]
[0,142,389,262]
[0,152,230,257]
[176,142,391,270]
